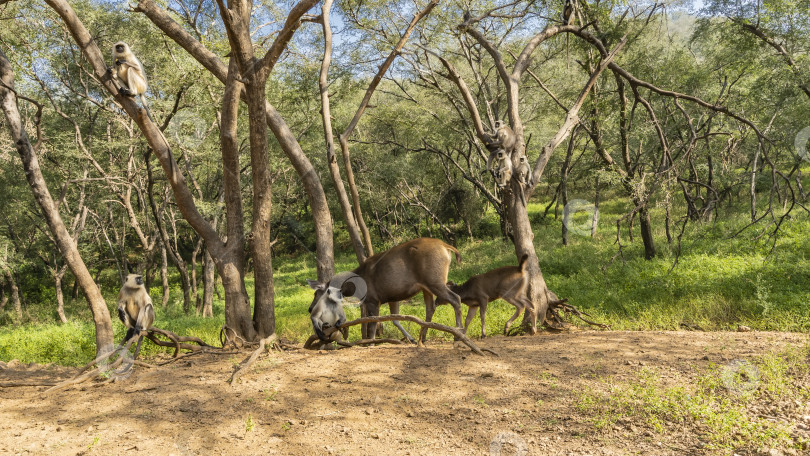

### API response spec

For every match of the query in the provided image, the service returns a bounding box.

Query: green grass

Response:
[576,343,810,451]
[1,193,809,365]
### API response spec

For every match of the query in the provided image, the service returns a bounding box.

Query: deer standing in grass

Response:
[439,255,531,337]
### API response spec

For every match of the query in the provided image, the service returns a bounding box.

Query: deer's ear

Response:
[340,281,357,297]
[307,279,326,291]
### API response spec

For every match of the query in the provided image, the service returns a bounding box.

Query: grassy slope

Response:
[1,195,808,366]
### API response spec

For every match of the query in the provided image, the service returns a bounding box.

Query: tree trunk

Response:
[0,50,114,352]
[560,133,575,246]
[509,187,554,334]
[55,269,67,323]
[3,269,22,321]
[0,281,7,311]
[638,205,656,260]
[202,248,215,318]
[218,257,255,340]
[134,0,334,283]
[217,58,256,341]
[244,80,276,339]
[71,276,79,299]
[160,244,170,307]
[191,237,202,314]
[318,0,367,264]
[591,182,600,238]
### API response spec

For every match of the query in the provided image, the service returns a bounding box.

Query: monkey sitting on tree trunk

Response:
[117,273,155,355]
[108,41,154,120]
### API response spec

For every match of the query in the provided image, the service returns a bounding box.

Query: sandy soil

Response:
[1,330,808,456]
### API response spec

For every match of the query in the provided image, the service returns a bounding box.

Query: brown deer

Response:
[307,238,463,343]
[439,254,531,337]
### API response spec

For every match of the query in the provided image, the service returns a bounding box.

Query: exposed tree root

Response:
[0,381,58,388]
[340,338,406,347]
[335,314,497,356]
[546,298,609,330]
[42,336,140,394]
[228,334,279,385]
[0,326,220,392]
[220,325,249,349]
[146,327,215,358]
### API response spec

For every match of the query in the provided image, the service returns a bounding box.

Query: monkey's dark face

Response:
[123,273,144,289]
[497,151,506,159]
[113,42,129,57]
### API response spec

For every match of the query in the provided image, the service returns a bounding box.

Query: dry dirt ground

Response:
[1,330,808,456]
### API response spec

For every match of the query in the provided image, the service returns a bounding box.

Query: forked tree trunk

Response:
[0,50,114,351]
[216,58,256,341]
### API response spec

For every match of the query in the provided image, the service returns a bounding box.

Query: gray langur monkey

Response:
[306,280,348,344]
[117,273,155,344]
[493,150,513,189]
[515,155,532,186]
[494,120,516,153]
[109,42,153,120]
[562,0,574,25]
[515,154,532,205]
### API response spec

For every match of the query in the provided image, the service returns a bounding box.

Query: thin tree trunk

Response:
[71,276,79,299]
[560,131,575,245]
[191,237,202,315]
[202,249,215,318]
[638,205,656,260]
[3,270,22,321]
[335,0,440,259]
[160,243,170,307]
[55,268,67,323]
[216,58,256,341]
[0,282,7,311]
[0,50,113,351]
[591,181,600,238]
[318,0,367,263]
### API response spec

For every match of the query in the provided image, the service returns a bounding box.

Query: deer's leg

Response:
[463,305,477,333]
[389,301,415,343]
[503,300,524,335]
[421,292,436,343]
[479,300,488,338]
[431,284,462,329]
[364,301,381,340]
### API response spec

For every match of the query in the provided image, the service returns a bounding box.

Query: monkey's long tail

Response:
[139,95,155,123]
[566,33,570,71]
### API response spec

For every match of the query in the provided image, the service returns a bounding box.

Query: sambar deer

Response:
[438,254,531,337]
[307,238,463,343]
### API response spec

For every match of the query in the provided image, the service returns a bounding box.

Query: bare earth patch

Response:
[1,330,807,455]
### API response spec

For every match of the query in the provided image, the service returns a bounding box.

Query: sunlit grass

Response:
[1,192,809,364]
